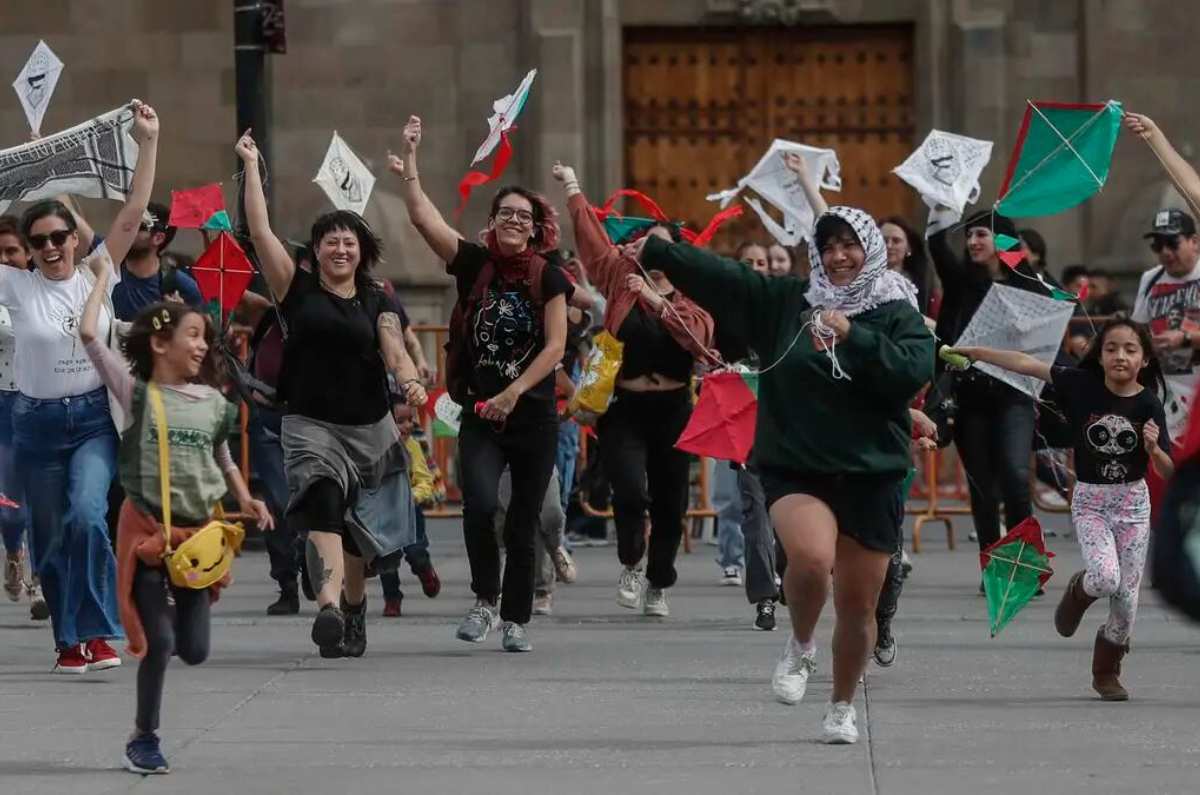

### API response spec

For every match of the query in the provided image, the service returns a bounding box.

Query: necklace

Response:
[320,278,356,300]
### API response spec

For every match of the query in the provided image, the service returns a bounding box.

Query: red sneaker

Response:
[85,639,122,671]
[53,645,88,675]
[417,565,441,599]
[382,597,402,618]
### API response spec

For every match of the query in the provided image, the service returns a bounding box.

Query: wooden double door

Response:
[623,24,916,252]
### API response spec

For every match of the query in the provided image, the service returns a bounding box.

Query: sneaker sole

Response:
[53,665,88,675]
[503,643,533,653]
[456,628,490,643]
[88,658,122,672]
[30,600,49,621]
[755,620,776,631]
[822,732,858,745]
[643,608,669,617]
[774,690,804,705]
[617,593,641,610]
[719,579,743,587]
[123,754,169,775]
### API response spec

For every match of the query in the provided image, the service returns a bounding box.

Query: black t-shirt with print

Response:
[1050,366,1171,484]
[278,268,398,425]
[449,241,572,409]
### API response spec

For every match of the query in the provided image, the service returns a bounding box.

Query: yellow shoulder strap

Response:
[146,383,173,553]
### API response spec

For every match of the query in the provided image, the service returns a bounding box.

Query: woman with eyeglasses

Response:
[0,100,160,673]
[393,116,571,652]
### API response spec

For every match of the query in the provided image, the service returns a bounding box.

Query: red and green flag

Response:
[674,371,758,464]
[980,517,1055,637]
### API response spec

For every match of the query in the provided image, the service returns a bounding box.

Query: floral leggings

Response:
[1070,480,1151,646]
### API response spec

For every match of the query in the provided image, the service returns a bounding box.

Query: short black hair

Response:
[20,200,76,240]
[144,201,177,254]
[0,214,24,246]
[813,216,859,252]
[310,210,383,291]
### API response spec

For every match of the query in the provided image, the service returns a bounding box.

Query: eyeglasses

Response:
[495,207,535,225]
[27,230,71,250]
[1150,236,1182,253]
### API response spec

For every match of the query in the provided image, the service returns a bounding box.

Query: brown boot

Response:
[1054,571,1097,638]
[1091,630,1130,701]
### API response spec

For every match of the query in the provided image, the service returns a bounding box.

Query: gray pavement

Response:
[2,514,1199,795]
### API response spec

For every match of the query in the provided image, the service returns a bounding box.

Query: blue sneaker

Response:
[124,732,169,775]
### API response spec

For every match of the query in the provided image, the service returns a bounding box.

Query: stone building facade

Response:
[1,0,1194,321]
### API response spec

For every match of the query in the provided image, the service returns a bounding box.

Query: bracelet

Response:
[399,174,419,182]
[399,378,420,388]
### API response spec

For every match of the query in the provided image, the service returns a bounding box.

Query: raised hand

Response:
[401,115,422,154]
[1123,112,1159,141]
[235,129,259,164]
[552,161,577,184]
[131,100,159,143]
[783,151,808,176]
[386,151,405,177]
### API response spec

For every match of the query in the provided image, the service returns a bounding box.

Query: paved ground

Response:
[2,514,1199,795]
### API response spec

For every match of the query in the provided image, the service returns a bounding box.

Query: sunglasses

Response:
[1150,236,1182,253]
[28,230,72,250]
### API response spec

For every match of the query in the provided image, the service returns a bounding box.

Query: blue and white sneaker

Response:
[124,732,169,775]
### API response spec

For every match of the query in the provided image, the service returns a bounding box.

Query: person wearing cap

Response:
[927,210,1053,563]
[1129,208,1200,439]
[110,202,203,322]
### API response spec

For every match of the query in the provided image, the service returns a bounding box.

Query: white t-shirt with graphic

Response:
[1131,260,1200,441]
[0,245,118,400]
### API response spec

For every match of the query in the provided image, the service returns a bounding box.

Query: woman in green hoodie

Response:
[634,205,934,745]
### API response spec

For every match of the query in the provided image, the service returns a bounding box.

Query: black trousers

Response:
[133,564,210,734]
[875,541,905,635]
[458,411,558,625]
[954,390,1036,550]
[738,464,780,603]
[598,388,693,589]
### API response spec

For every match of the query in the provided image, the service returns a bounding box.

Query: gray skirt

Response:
[281,411,416,564]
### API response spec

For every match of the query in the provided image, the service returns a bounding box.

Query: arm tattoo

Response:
[378,312,402,333]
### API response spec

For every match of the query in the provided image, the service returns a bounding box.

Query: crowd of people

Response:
[3,102,1200,775]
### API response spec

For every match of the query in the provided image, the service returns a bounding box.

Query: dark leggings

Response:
[133,564,210,734]
[458,411,558,625]
[954,392,1036,550]
[598,388,693,589]
[875,543,905,636]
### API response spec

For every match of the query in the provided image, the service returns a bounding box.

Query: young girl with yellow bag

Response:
[79,266,272,776]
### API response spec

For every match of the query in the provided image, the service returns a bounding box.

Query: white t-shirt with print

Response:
[1131,259,1200,441]
[0,245,118,400]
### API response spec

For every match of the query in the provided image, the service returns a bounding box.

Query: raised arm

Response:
[783,151,829,218]
[379,311,427,407]
[235,129,295,300]
[79,265,137,406]
[1125,113,1200,218]
[949,345,1053,383]
[390,115,462,265]
[552,162,632,299]
[103,101,160,266]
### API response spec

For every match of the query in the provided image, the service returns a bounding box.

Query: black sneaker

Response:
[341,596,367,658]
[755,599,777,631]
[123,732,169,775]
[267,585,300,616]
[873,630,897,667]
[312,604,345,658]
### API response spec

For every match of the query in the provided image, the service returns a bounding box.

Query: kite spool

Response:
[938,345,971,371]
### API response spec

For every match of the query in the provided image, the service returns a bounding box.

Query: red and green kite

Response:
[169,183,232,231]
[980,517,1055,637]
[996,100,1123,219]
[192,232,254,318]
[674,370,758,464]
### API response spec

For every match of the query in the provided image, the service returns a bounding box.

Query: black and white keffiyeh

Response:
[0,103,138,214]
[804,206,918,317]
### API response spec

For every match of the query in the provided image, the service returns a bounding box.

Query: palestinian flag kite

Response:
[980,517,1055,637]
[169,183,232,231]
[674,370,758,464]
[192,232,254,317]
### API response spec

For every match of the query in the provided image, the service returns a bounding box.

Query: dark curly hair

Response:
[487,186,561,252]
[119,302,226,387]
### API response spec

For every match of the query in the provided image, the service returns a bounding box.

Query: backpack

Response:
[444,256,546,405]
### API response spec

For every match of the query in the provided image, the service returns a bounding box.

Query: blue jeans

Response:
[555,419,580,516]
[13,387,122,648]
[712,461,744,569]
[0,390,26,554]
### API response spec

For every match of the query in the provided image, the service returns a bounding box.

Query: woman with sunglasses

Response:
[0,100,160,673]
[393,115,570,652]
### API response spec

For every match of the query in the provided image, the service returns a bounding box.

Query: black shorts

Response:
[759,469,905,554]
[288,478,361,555]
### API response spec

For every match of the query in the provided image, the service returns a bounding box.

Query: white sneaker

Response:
[27,581,49,621]
[822,701,859,744]
[617,567,644,609]
[532,592,553,616]
[719,566,743,587]
[643,586,669,617]
[772,636,816,705]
